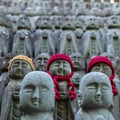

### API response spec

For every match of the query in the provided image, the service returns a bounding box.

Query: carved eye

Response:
[24,85,34,92]
[39,85,49,92]
[87,83,96,90]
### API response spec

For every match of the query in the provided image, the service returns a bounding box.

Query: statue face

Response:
[90,63,112,78]
[80,72,113,109]
[20,71,54,113]
[70,53,84,70]
[35,54,49,71]
[18,15,31,29]
[72,72,81,86]
[49,60,72,76]
[9,60,32,79]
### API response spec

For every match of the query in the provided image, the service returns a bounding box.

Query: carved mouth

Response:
[32,99,39,106]
[95,96,102,101]
[58,69,64,75]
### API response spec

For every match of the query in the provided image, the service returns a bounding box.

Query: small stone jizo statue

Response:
[75,72,115,120]
[20,71,55,120]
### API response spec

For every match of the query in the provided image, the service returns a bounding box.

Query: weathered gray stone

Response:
[20,71,55,120]
[75,72,114,120]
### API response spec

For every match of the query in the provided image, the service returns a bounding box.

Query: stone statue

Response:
[87,56,120,120]
[0,55,35,120]
[51,15,63,53]
[83,30,103,59]
[7,6,22,33]
[0,53,17,108]
[46,53,78,120]
[73,17,84,54]
[0,13,13,56]
[59,32,78,55]
[20,71,55,120]
[75,72,114,120]
[83,16,103,60]
[12,15,33,58]
[34,53,50,71]
[34,16,55,56]
[34,30,55,57]
[106,16,120,58]
[23,7,38,32]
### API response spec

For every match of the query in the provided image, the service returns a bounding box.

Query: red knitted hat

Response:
[87,56,118,95]
[46,53,74,77]
[87,56,115,74]
[46,53,76,100]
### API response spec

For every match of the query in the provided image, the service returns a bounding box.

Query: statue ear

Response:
[77,90,82,107]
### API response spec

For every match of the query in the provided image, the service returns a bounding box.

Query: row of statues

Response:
[0,0,120,16]
[0,1,120,59]
[0,53,120,120]
[1,12,120,59]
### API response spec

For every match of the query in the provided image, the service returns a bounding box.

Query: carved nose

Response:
[59,63,63,69]
[18,63,22,69]
[99,67,104,73]
[96,87,102,96]
[41,60,44,65]
[32,88,39,99]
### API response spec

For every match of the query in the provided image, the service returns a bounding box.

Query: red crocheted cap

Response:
[46,53,74,77]
[87,56,118,95]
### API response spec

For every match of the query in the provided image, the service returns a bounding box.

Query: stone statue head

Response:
[62,16,75,30]
[107,15,120,28]
[47,53,74,77]
[34,53,50,71]
[70,53,85,71]
[8,55,35,79]
[87,56,118,96]
[20,71,55,113]
[85,16,99,30]
[17,14,31,30]
[87,56,114,78]
[72,72,81,87]
[80,72,113,109]
[35,16,52,29]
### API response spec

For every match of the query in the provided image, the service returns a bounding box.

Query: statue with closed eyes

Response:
[0,55,35,120]
[46,53,78,120]
[20,71,55,120]
[75,72,115,120]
